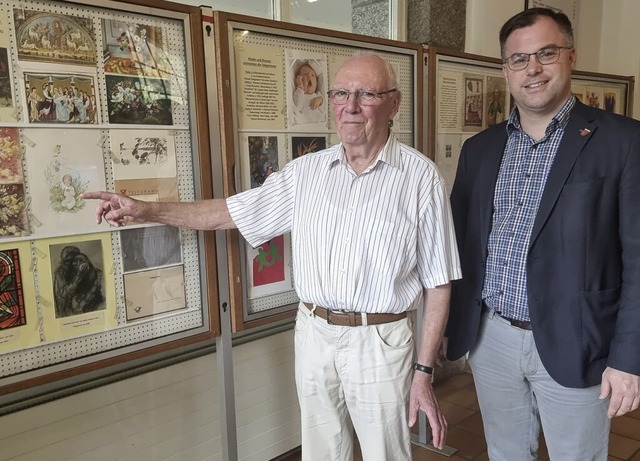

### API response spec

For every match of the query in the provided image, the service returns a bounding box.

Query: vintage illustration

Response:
[23,128,105,236]
[463,75,484,130]
[291,135,326,160]
[120,225,182,273]
[35,233,116,341]
[50,241,105,319]
[0,128,24,184]
[0,48,12,109]
[103,20,173,78]
[247,135,280,188]
[14,10,95,65]
[110,129,177,180]
[44,158,88,214]
[603,88,622,114]
[0,183,29,239]
[106,74,174,125]
[485,76,507,128]
[124,265,186,321]
[24,72,97,124]
[286,50,328,130]
[0,248,27,330]
[585,87,603,109]
[0,241,39,353]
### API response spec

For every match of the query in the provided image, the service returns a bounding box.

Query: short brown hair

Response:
[499,8,574,59]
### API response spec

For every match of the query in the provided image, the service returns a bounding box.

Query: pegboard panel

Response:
[0,0,211,390]
[231,28,416,137]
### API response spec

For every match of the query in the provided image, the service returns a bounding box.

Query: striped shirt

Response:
[483,96,575,321]
[227,133,461,314]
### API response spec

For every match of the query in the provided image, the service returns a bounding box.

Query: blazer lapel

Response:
[529,104,597,249]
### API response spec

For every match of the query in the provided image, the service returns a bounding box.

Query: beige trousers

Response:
[294,302,414,461]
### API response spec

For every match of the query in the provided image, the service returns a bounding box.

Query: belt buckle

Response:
[326,309,357,326]
[326,309,345,325]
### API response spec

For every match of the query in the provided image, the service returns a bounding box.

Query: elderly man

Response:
[85,53,461,460]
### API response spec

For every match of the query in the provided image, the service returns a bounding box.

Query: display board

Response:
[211,12,422,331]
[426,46,634,194]
[0,0,218,404]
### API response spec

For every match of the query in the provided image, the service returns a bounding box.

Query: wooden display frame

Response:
[0,0,220,408]
[425,46,634,192]
[211,11,423,332]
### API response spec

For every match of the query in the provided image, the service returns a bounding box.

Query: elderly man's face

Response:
[331,55,400,150]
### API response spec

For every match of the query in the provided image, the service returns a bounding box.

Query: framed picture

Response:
[0,0,219,410]
[213,11,422,331]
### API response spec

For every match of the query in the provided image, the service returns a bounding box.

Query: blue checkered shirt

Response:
[482,96,575,321]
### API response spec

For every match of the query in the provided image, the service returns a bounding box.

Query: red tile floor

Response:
[280,371,640,460]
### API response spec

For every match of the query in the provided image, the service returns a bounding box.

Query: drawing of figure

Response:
[27,87,40,122]
[36,81,55,121]
[255,247,272,271]
[60,174,76,210]
[604,93,616,112]
[267,240,282,264]
[54,87,70,122]
[248,136,278,188]
[293,62,325,124]
[53,245,104,318]
[487,91,504,127]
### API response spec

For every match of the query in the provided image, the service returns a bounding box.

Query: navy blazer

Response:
[446,101,640,388]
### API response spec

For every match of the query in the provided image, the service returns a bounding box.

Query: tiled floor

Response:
[281,370,640,460]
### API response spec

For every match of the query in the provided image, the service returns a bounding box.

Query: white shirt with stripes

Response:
[227,133,462,314]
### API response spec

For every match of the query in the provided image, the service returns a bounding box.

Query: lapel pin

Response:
[579,128,591,137]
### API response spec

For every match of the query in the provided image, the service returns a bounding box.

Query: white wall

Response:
[0,332,298,461]
[597,1,640,118]
[465,0,639,119]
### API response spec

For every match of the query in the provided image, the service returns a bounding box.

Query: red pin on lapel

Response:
[579,128,591,136]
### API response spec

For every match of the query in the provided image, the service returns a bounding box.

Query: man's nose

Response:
[526,57,543,74]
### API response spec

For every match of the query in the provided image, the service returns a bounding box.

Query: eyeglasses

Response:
[503,46,573,71]
[327,88,397,105]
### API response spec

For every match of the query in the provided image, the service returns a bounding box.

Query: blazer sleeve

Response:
[607,126,640,376]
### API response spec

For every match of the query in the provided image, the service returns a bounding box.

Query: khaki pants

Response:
[294,302,414,461]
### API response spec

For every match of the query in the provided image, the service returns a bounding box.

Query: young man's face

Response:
[502,16,575,119]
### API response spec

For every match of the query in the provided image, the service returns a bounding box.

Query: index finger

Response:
[81,191,116,201]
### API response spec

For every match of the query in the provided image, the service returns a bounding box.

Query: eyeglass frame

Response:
[502,46,573,71]
[327,88,397,105]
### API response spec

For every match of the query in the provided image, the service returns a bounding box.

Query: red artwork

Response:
[252,235,285,287]
[0,248,27,329]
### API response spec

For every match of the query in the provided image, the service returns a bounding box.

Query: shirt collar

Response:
[507,95,576,137]
[330,131,403,172]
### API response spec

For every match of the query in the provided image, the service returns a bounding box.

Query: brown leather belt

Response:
[303,302,406,327]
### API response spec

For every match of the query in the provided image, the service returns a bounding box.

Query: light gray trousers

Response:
[469,310,610,461]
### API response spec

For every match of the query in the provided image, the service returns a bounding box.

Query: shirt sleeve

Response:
[417,173,462,288]
[226,164,296,248]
